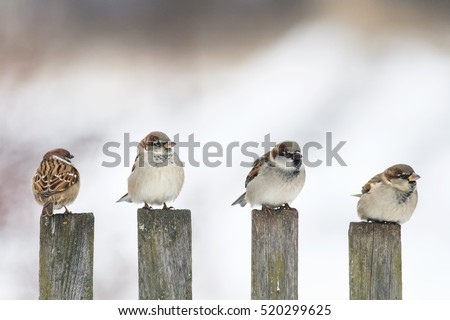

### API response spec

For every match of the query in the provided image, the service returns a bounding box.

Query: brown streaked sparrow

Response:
[355,164,420,224]
[232,141,306,210]
[117,131,184,209]
[32,148,80,217]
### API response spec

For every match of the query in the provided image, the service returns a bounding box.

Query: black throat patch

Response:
[397,183,415,204]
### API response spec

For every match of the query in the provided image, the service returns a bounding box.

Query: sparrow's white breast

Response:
[245,163,305,207]
[357,183,418,224]
[127,152,184,205]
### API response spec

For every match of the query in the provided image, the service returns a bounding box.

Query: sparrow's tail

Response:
[231,192,247,207]
[116,193,132,203]
[41,202,53,217]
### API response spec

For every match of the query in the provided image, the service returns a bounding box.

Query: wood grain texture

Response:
[39,213,94,300]
[251,208,298,300]
[349,222,402,300]
[138,208,192,300]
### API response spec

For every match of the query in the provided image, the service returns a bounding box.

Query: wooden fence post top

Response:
[40,212,95,221]
[252,207,299,213]
[137,208,191,235]
[137,208,191,216]
[252,207,299,218]
[349,221,401,233]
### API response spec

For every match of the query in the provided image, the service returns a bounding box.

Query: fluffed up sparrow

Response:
[32,148,80,217]
[232,140,306,210]
[355,164,420,224]
[117,131,184,210]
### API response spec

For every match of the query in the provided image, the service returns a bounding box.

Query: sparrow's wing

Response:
[245,152,272,188]
[131,154,140,172]
[361,173,382,194]
[33,160,79,199]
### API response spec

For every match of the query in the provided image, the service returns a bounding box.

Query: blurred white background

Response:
[1,0,450,299]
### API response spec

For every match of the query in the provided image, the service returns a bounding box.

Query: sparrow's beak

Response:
[163,142,176,149]
[288,151,302,161]
[408,173,420,181]
[68,154,74,159]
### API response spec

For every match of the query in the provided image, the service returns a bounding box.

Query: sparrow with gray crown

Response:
[355,164,420,224]
[232,140,306,210]
[117,131,184,209]
[32,148,80,217]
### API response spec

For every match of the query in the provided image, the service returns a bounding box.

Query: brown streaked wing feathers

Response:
[34,159,79,199]
[361,173,382,194]
[245,151,272,188]
[131,154,140,172]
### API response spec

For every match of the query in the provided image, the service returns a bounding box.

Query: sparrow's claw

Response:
[162,203,174,210]
[143,202,152,210]
[367,219,398,225]
[41,203,53,217]
[261,205,273,213]
[281,203,291,210]
[382,220,399,225]
[63,206,73,215]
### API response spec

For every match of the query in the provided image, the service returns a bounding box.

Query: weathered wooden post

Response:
[39,213,94,300]
[138,208,192,300]
[349,222,402,300]
[251,208,298,300]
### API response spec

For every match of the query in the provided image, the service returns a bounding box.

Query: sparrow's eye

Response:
[153,141,162,147]
[279,150,286,157]
[397,173,410,179]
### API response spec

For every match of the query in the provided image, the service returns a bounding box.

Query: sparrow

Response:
[232,140,306,210]
[117,131,184,209]
[355,164,420,224]
[32,148,80,217]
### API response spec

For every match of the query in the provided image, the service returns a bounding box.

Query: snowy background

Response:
[1,0,450,299]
